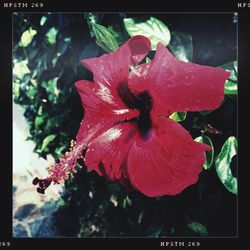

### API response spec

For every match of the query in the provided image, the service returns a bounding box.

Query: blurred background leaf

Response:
[20,28,37,47]
[40,16,47,26]
[46,27,58,45]
[13,59,30,79]
[41,134,57,152]
[187,221,208,236]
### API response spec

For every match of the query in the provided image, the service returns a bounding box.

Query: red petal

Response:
[81,36,150,110]
[126,117,210,197]
[75,80,139,142]
[82,35,151,87]
[85,122,137,181]
[128,43,230,116]
[46,80,139,184]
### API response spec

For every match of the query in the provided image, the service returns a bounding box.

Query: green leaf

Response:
[169,31,193,62]
[110,195,118,207]
[124,17,170,50]
[37,106,43,116]
[84,12,104,37]
[215,136,238,194]
[46,27,58,45]
[187,221,208,236]
[224,80,237,95]
[40,16,47,26]
[35,116,44,130]
[84,12,101,24]
[20,28,37,47]
[108,25,126,45]
[122,195,132,208]
[64,37,71,42]
[45,116,62,131]
[194,136,214,170]
[26,86,37,99]
[41,134,56,152]
[169,112,187,122]
[55,145,68,158]
[219,61,237,96]
[92,23,119,52]
[220,61,237,81]
[41,77,59,103]
[13,59,30,79]
[145,57,151,63]
[13,82,20,98]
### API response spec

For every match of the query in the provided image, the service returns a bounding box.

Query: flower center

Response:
[117,82,152,139]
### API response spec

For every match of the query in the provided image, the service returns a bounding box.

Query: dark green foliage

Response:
[13,13,237,237]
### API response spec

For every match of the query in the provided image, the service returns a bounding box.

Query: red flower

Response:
[33,36,230,197]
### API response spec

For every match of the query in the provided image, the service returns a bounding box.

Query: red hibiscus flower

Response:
[33,35,230,197]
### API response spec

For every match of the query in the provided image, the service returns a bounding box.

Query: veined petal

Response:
[127,117,210,197]
[85,122,137,181]
[128,43,230,116]
[81,36,150,111]
[75,80,139,143]
[82,35,151,88]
